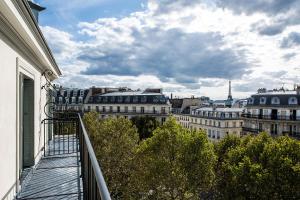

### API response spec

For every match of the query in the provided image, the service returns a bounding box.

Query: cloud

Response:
[39,0,300,99]
[281,32,300,48]
[251,21,285,36]
[216,0,299,16]
[79,26,250,84]
[283,53,297,61]
[216,0,300,36]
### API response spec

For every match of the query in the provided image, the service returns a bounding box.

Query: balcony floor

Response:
[16,136,83,200]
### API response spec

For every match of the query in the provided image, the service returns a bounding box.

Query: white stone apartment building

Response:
[174,107,244,142]
[0,1,61,199]
[242,88,300,139]
[84,89,171,124]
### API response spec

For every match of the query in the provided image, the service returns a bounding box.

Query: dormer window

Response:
[96,97,102,103]
[103,97,108,103]
[133,96,138,103]
[73,90,77,97]
[67,90,70,97]
[260,97,266,105]
[110,96,115,102]
[141,96,147,103]
[288,97,298,105]
[271,97,280,105]
[80,90,84,96]
[153,96,159,103]
[125,96,130,103]
[248,97,254,104]
[118,96,123,103]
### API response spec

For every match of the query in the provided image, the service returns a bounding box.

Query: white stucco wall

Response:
[0,32,47,199]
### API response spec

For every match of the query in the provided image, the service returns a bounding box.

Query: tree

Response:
[130,117,216,199]
[131,116,160,140]
[83,112,139,199]
[215,132,300,199]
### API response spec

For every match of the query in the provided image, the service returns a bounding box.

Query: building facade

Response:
[0,1,61,199]
[54,87,89,111]
[242,88,300,139]
[85,89,171,124]
[174,107,244,141]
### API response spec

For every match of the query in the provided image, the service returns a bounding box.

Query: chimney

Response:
[171,93,173,99]
[296,85,300,95]
[28,1,45,23]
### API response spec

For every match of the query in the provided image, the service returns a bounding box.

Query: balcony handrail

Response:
[78,113,112,200]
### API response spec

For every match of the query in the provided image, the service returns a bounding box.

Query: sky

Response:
[35,0,300,100]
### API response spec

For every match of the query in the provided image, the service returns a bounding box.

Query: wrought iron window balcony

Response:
[85,109,169,115]
[241,113,300,121]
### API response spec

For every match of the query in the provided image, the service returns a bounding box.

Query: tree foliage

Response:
[130,117,216,199]
[83,112,300,200]
[83,112,139,199]
[215,132,300,200]
[131,116,160,140]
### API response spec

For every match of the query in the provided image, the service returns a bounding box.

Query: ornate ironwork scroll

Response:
[41,69,58,119]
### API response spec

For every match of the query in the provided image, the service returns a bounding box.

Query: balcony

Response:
[86,109,169,116]
[241,113,300,121]
[242,127,260,134]
[282,131,300,140]
[16,113,111,200]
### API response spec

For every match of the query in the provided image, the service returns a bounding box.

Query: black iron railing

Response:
[42,112,111,200]
[242,127,260,134]
[78,114,111,200]
[241,114,300,121]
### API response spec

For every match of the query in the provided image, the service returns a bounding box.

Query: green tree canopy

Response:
[215,132,300,200]
[131,117,216,199]
[83,112,139,199]
[131,116,160,140]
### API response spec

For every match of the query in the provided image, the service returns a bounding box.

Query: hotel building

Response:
[242,87,300,139]
[84,89,171,124]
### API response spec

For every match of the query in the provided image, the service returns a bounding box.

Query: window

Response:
[141,107,145,113]
[78,97,83,104]
[288,97,298,105]
[133,96,138,103]
[110,96,115,102]
[125,96,130,103]
[65,97,69,104]
[73,90,77,97]
[96,106,99,112]
[271,97,280,105]
[133,106,136,113]
[103,97,108,103]
[240,122,243,127]
[161,107,166,114]
[260,97,266,104]
[87,106,91,111]
[109,106,113,112]
[225,122,229,128]
[141,96,147,103]
[80,90,84,96]
[96,97,102,103]
[218,122,221,127]
[153,107,156,113]
[162,117,166,123]
[102,106,106,112]
[117,106,120,112]
[233,122,236,127]
[125,106,128,113]
[118,96,123,103]
[248,97,254,104]
[72,97,76,104]
[59,97,63,104]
